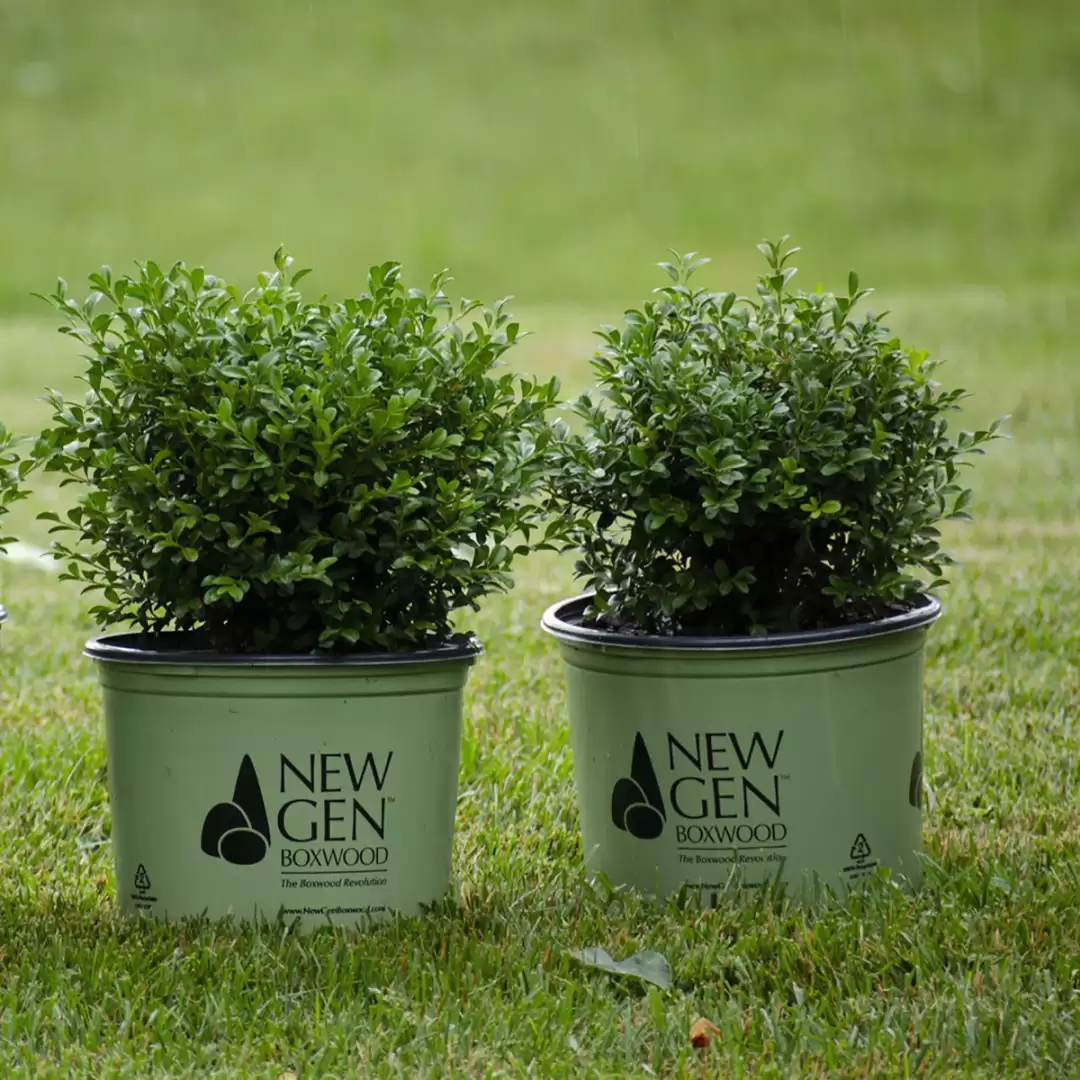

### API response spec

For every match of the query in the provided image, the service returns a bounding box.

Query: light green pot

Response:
[542,595,940,904]
[87,633,479,929]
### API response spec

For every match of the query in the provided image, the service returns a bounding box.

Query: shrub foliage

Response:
[550,241,1001,636]
[34,252,560,652]
[0,424,29,555]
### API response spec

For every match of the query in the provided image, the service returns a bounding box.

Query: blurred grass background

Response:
[2,0,1079,313]
[2,0,1079,538]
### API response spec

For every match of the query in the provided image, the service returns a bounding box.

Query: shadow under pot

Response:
[541,594,940,905]
[85,632,480,930]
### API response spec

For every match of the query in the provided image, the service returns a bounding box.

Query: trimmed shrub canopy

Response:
[35,252,561,652]
[549,241,1001,636]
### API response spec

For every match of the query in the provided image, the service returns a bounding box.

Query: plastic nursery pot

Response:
[542,594,941,904]
[86,633,481,929]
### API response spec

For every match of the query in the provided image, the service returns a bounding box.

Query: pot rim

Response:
[0,603,6,626]
[84,629,483,667]
[541,592,941,653]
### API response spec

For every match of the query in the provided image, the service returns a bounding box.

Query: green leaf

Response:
[567,948,672,990]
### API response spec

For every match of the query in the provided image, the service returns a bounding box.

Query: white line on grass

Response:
[0,542,58,573]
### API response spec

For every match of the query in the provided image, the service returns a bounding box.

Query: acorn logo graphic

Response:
[201,755,271,865]
[908,751,923,809]
[611,733,666,839]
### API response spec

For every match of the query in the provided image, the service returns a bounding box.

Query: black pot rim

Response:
[84,630,483,667]
[541,592,941,653]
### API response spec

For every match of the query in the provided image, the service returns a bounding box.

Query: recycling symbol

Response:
[134,864,151,892]
[849,834,872,861]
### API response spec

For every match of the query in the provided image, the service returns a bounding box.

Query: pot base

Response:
[91,634,479,929]
[544,595,938,903]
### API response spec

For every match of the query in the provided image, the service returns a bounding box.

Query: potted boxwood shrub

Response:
[543,240,1000,903]
[0,423,31,641]
[33,251,560,927]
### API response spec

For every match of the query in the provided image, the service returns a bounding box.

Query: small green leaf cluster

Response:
[0,424,30,555]
[549,240,1002,636]
[33,252,560,652]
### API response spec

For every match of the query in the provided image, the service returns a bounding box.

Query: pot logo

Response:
[130,862,157,910]
[611,733,666,839]
[849,833,872,861]
[908,751,923,809]
[201,755,271,865]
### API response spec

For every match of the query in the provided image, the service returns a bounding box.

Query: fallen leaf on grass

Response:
[568,947,672,990]
[689,1017,721,1048]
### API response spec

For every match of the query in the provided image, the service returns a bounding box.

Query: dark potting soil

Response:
[85,628,481,665]
[573,597,922,641]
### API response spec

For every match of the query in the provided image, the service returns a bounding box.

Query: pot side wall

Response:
[99,660,470,929]
[557,627,929,903]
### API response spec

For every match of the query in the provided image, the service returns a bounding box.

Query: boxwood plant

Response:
[549,240,1001,636]
[33,251,561,652]
[0,424,29,555]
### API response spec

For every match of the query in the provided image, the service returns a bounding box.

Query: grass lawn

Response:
[0,288,1077,1077]
[1,1,1079,1076]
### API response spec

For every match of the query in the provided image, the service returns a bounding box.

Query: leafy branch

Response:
[547,240,1004,635]
[33,251,563,652]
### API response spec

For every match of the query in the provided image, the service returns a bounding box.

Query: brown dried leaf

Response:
[689,1016,721,1049]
